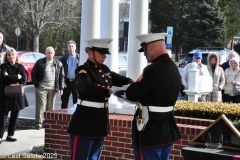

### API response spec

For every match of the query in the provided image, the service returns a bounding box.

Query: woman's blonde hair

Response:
[4,47,20,63]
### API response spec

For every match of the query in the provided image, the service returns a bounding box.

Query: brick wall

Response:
[44,110,214,160]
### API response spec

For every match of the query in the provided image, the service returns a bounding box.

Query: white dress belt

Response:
[77,99,106,108]
[142,106,173,112]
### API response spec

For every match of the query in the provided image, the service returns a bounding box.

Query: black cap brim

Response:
[138,39,165,52]
[138,47,144,52]
[138,42,146,52]
[94,48,111,54]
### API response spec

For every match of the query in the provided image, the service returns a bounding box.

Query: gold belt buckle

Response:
[104,102,108,108]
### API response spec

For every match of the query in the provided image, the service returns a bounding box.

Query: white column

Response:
[100,0,119,72]
[79,0,100,65]
[127,0,149,80]
[100,0,120,114]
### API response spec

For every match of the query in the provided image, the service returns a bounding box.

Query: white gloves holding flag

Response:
[110,85,130,94]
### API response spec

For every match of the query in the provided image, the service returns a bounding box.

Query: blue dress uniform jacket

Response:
[68,59,133,137]
[126,54,181,147]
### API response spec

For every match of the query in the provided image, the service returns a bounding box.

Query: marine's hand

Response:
[111,86,121,94]
[121,85,130,90]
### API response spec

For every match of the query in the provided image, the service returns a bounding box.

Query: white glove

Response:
[121,85,130,90]
[111,86,121,94]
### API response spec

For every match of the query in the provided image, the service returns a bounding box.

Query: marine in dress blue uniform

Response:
[67,38,133,160]
[123,33,181,160]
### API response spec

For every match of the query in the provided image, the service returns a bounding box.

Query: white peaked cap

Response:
[85,38,113,49]
[136,33,167,44]
[136,33,167,52]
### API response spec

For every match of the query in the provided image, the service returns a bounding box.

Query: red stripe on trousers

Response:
[140,152,144,160]
[233,155,240,160]
[72,136,79,160]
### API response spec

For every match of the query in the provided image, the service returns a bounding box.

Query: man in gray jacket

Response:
[31,46,65,129]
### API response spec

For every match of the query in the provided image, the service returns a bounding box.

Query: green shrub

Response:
[174,100,240,121]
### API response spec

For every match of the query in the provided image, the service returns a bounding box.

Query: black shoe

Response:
[6,136,17,142]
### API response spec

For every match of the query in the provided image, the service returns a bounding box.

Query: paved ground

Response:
[0,129,44,158]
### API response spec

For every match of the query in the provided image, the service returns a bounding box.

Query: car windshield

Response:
[34,53,45,60]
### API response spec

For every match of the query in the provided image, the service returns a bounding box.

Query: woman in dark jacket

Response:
[0,47,29,144]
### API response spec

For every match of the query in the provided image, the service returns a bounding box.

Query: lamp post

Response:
[15,28,21,51]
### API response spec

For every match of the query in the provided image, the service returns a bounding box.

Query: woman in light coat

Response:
[224,57,240,103]
[206,53,225,102]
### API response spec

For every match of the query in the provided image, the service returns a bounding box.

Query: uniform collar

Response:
[86,59,103,67]
[152,53,169,63]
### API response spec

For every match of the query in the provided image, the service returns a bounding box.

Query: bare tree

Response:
[3,0,80,52]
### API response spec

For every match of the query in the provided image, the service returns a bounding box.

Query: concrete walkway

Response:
[0,129,44,158]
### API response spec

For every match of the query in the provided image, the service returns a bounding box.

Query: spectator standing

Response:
[181,52,210,101]
[206,53,225,102]
[123,33,181,160]
[221,51,238,71]
[221,51,238,102]
[31,46,64,129]
[59,40,79,109]
[67,38,133,160]
[223,58,240,103]
[0,32,10,64]
[0,32,10,121]
[0,48,29,143]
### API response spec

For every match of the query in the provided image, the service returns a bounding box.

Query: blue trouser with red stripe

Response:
[70,135,104,160]
[134,143,173,160]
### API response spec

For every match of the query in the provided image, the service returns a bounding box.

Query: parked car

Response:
[17,51,45,82]
[118,53,127,76]
[178,47,236,75]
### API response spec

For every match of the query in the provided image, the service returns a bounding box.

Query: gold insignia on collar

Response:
[108,39,112,44]
[79,69,87,74]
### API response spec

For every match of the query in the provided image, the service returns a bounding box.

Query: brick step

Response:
[175,116,214,127]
